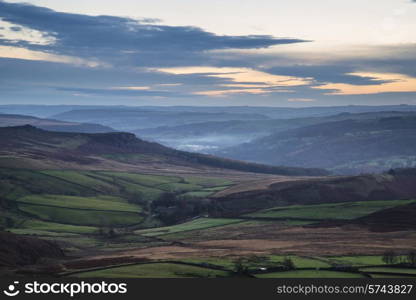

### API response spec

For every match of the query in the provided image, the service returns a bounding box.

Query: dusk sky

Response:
[0,0,416,106]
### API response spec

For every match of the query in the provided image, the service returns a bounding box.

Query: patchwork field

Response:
[2,167,416,279]
[0,168,234,251]
[63,253,416,279]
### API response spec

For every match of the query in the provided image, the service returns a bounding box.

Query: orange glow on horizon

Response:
[314,72,416,95]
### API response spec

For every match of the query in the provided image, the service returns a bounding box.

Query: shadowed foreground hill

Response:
[351,202,416,232]
[314,201,416,232]
[0,231,64,267]
[213,168,416,216]
[0,125,327,176]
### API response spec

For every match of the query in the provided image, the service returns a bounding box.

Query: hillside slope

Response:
[212,168,416,216]
[52,109,270,131]
[135,111,416,152]
[0,231,64,267]
[0,125,327,176]
[0,113,115,133]
[218,116,416,174]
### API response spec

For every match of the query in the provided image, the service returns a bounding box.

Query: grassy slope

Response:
[73,263,229,278]
[135,218,243,237]
[359,267,416,275]
[0,125,328,176]
[0,169,233,244]
[256,270,365,278]
[18,204,142,226]
[182,255,331,270]
[218,116,416,173]
[246,200,416,220]
[325,256,387,266]
[16,195,141,212]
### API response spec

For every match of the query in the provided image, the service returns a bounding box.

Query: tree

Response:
[5,217,15,228]
[382,251,398,265]
[233,255,270,275]
[233,258,249,275]
[151,192,177,209]
[282,257,295,270]
[407,251,416,266]
[107,227,116,239]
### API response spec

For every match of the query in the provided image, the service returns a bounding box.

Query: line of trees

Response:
[233,256,295,275]
[150,192,223,225]
[382,251,416,266]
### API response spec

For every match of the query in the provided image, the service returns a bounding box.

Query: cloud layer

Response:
[0,0,415,106]
[0,0,307,67]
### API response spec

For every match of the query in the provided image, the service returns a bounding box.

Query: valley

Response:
[2,0,416,285]
[1,106,416,279]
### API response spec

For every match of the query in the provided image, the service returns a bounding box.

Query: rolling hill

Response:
[211,168,416,216]
[2,104,416,119]
[51,109,270,131]
[0,125,327,176]
[0,231,64,267]
[135,111,416,152]
[217,115,416,174]
[1,126,416,277]
[0,113,115,133]
[1,113,416,278]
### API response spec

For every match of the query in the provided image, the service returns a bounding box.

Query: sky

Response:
[0,0,415,107]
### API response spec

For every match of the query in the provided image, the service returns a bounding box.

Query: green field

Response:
[369,274,416,278]
[256,270,365,278]
[0,169,92,200]
[180,191,213,198]
[183,177,233,187]
[268,256,331,269]
[157,182,202,193]
[16,219,98,234]
[135,218,243,237]
[40,171,118,193]
[1,169,231,205]
[72,263,229,278]
[247,200,416,220]
[1,168,232,222]
[1,168,235,253]
[97,172,181,187]
[16,195,141,212]
[181,255,331,270]
[360,267,416,275]
[325,255,387,266]
[112,180,163,201]
[18,204,143,226]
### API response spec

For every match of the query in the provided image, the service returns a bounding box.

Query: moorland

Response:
[1,105,416,278]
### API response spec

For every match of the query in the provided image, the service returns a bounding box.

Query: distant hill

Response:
[0,125,327,176]
[51,109,270,131]
[0,113,115,133]
[217,115,416,174]
[2,104,416,119]
[135,111,416,151]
